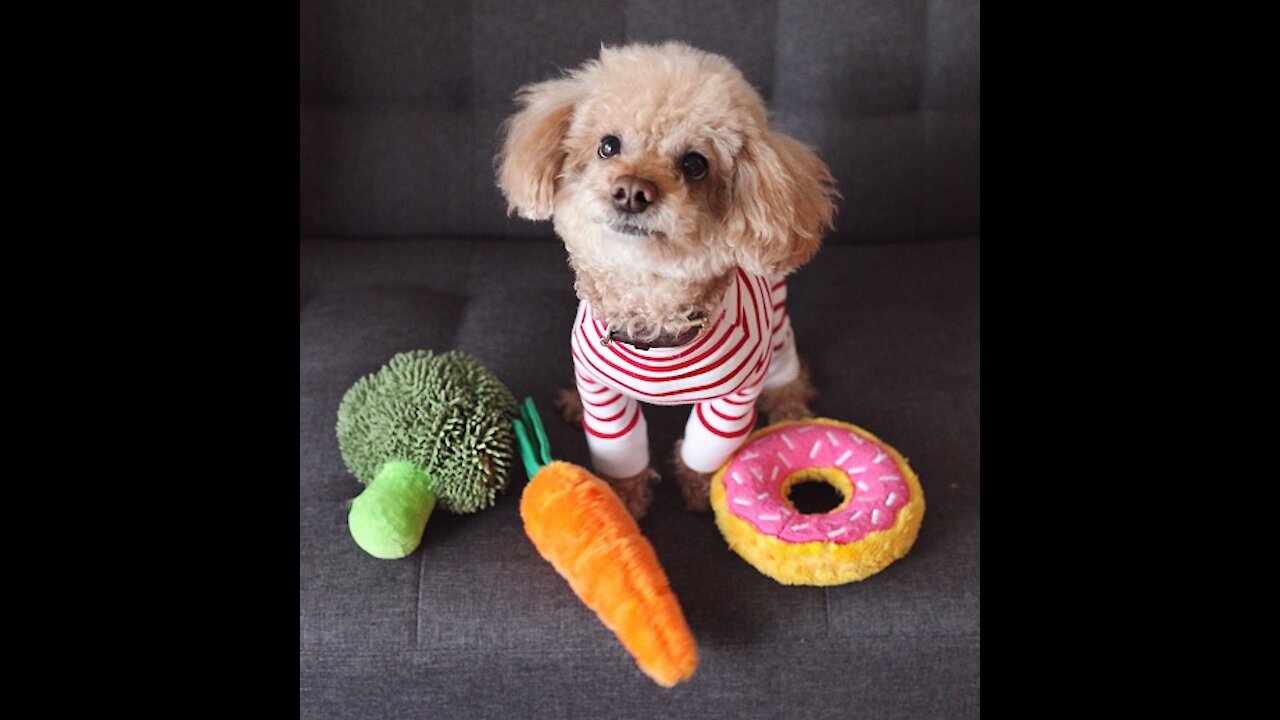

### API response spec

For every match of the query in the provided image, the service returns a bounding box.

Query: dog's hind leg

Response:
[758,361,817,423]
[757,280,818,423]
[554,387,584,425]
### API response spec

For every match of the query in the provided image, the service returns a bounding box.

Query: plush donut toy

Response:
[710,419,925,586]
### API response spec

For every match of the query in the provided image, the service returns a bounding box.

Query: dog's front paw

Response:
[600,466,660,520]
[672,440,713,513]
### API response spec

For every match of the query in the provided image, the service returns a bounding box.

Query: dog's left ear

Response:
[726,129,838,277]
[495,77,583,221]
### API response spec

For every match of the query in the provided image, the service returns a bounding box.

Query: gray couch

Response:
[300,2,979,718]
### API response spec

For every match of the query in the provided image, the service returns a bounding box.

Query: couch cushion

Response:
[300,237,979,718]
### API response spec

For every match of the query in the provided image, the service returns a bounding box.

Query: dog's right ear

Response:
[496,77,582,221]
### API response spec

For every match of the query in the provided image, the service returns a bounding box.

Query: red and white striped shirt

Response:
[570,270,801,476]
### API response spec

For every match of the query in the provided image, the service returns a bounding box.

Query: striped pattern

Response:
[572,271,800,475]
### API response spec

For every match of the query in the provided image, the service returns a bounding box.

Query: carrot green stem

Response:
[513,397,553,480]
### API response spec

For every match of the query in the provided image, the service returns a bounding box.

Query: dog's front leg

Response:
[574,368,659,519]
[673,388,761,512]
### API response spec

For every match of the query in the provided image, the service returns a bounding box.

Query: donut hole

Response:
[786,477,847,515]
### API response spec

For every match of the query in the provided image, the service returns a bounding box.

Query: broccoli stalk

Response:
[346,461,438,559]
[336,350,517,559]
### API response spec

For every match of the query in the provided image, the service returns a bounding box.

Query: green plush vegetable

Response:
[336,350,517,558]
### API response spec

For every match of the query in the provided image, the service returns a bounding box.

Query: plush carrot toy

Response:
[513,398,697,688]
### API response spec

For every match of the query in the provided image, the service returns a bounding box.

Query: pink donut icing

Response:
[721,423,911,544]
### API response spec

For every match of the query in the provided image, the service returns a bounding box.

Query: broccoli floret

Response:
[335,350,517,559]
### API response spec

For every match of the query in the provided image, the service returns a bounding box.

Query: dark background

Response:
[301,2,979,718]
[300,0,979,243]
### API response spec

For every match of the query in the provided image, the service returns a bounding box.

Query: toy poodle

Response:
[496,42,837,518]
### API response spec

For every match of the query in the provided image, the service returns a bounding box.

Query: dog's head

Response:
[496,42,837,334]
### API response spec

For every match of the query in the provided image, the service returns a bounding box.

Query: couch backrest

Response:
[300,0,979,243]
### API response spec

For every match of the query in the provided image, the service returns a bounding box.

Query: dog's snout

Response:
[611,175,659,214]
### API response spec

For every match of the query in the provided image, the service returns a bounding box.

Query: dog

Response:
[496,42,837,518]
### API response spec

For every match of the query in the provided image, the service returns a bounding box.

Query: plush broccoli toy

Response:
[336,350,517,559]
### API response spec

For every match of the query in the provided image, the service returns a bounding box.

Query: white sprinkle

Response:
[777,451,792,468]
[885,492,897,506]
[856,496,877,503]
[790,523,810,531]
[757,492,769,500]
[779,507,792,516]
[879,475,901,482]
[873,451,888,464]
[809,441,823,459]
[759,514,781,521]
[872,509,882,524]
[856,481,871,491]
[835,450,853,466]
[849,510,863,522]
[797,426,815,433]
[825,430,840,446]
[848,433,864,445]
[847,466,867,474]
[770,466,780,482]
[732,497,753,506]
[827,527,849,538]
[781,434,795,450]
[738,452,759,461]
[750,467,763,482]
[732,472,745,485]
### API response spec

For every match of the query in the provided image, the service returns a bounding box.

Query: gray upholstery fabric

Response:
[299,0,980,242]
[299,238,980,719]
[300,2,980,715]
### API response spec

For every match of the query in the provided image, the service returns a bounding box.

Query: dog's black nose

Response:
[611,175,659,214]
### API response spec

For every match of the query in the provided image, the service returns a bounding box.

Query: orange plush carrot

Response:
[514,398,697,688]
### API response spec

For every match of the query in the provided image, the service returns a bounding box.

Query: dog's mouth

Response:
[605,217,659,238]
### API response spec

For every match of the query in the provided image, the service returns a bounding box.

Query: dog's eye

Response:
[681,152,708,180]
[598,136,621,159]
